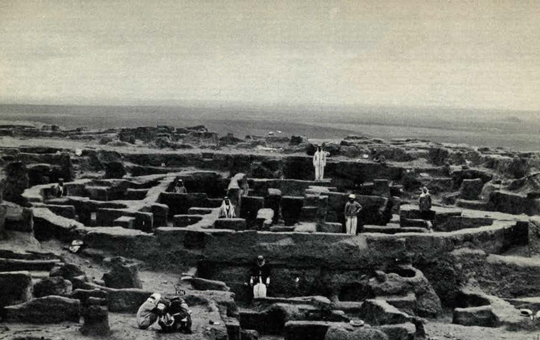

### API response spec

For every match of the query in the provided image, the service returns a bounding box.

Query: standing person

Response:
[344,194,363,235]
[218,197,236,218]
[250,255,271,299]
[313,145,327,181]
[419,187,432,220]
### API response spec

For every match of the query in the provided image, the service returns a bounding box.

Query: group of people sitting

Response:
[136,290,192,334]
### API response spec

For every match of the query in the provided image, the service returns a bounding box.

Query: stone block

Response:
[225,316,241,340]
[453,306,499,327]
[241,196,265,223]
[378,323,415,340]
[265,188,282,224]
[113,215,136,229]
[96,208,125,226]
[325,326,389,340]
[70,289,109,307]
[188,277,230,291]
[34,276,73,298]
[270,226,296,232]
[0,258,60,272]
[399,218,429,228]
[104,161,126,179]
[35,204,76,219]
[358,299,412,325]
[300,206,318,222]
[460,178,484,200]
[241,329,259,340]
[284,321,349,340]
[107,288,152,313]
[86,186,109,201]
[50,263,87,281]
[160,192,209,216]
[173,214,204,228]
[133,211,153,232]
[5,207,34,232]
[317,222,344,234]
[187,207,214,215]
[214,218,247,231]
[150,203,168,226]
[304,194,320,207]
[102,258,142,289]
[4,296,80,323]
[456,199,488,210]
[376,293,417,316]
[80,305,111,336]
[281,196,304,226]
[373,179,390,197]
[255,208,274,230]
[0,271,33,307]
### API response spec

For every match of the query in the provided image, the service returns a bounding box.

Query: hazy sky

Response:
[1,0,539,110]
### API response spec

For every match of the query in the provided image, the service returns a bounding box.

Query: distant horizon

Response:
[1,101,539,151]
[1,101,539,115]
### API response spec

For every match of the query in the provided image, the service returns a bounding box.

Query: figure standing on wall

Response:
[313,144,327,181]
[218,196,236,218]
[344,194,363,235]
[249,255,271,299]
[419,187,432,220]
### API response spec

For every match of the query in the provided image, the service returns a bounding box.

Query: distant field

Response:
[0,103,538,151]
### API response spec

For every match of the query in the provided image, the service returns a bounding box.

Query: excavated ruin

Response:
[1,123,540,340]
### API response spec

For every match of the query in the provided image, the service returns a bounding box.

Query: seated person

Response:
[136,292,192,333]
[249,255,271,298]
[136,293,163,330]
[50,178,65,198]
[218,197,236,218]
[158,295,192,334]
[170,178,187,194]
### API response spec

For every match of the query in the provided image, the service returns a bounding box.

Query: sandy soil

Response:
[0,311,224,340]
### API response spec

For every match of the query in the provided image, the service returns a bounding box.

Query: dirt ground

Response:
[425,321,540,340]
[0,311,224,340]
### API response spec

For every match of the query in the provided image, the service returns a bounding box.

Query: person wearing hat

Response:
[218,196,236,218]
[313,144,327,181]
[344,194,363,235]
[137,293,165,329]
[171,177,187,194]
[249,255,271,298]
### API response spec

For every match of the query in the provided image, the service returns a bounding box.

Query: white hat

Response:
[349,194,356,199]
[149,293,161,303]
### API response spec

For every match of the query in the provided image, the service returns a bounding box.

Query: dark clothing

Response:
[419,194,432,212]
[159,297,191,333]
[420,210,435,221]
[344,201,362,217]
[250,262,271,285]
